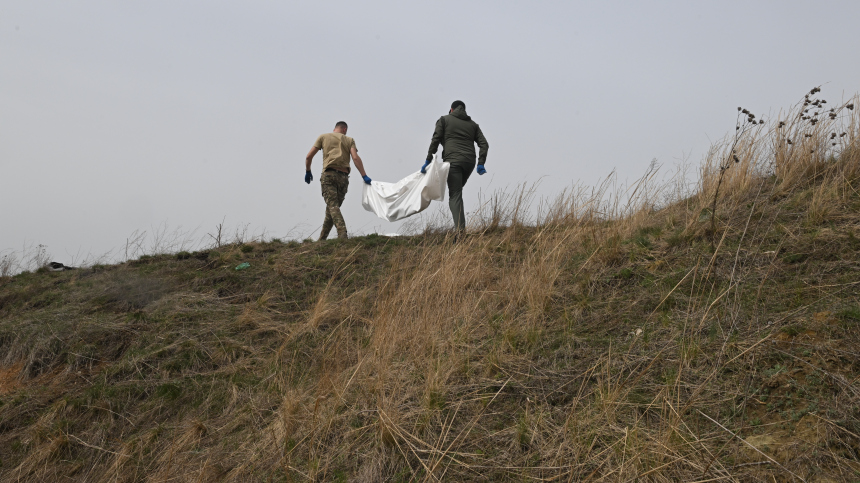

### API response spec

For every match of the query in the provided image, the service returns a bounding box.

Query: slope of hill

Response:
[1,91,859,482]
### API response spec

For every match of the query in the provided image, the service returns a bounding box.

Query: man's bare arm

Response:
[305,146,320,171]
[350,146,368,177]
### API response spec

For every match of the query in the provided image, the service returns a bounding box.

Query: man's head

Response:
[334,121,348,134]
[450,100,465,113]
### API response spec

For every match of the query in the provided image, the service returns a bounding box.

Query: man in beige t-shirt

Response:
[304,121,372,240]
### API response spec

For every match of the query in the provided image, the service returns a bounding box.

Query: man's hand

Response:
[420,159,432,174]
[305,171,313,184]
[362,175,372,185]
[477,164,487,175]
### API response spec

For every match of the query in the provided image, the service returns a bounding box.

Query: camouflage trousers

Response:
[319,170,350,240]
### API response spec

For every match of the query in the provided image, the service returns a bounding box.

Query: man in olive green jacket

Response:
[423,100,489,231]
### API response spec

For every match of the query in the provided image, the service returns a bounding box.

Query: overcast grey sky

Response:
[2,1,859,262]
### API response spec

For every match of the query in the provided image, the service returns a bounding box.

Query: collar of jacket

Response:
[450,106,471,121]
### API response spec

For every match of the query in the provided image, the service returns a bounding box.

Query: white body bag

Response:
[361,159,450,222]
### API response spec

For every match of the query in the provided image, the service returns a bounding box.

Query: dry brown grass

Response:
[1,90,860,482]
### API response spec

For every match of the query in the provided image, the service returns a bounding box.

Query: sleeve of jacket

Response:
[475,125,489,164]
[426,117,444,162]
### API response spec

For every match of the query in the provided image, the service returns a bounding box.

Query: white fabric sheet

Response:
[362,160,450,222]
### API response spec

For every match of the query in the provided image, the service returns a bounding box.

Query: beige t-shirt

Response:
[313,132,355,173]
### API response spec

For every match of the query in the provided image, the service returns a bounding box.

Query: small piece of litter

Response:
[235,262,250,270]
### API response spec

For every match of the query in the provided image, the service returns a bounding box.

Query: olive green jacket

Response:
[426,106,489,166]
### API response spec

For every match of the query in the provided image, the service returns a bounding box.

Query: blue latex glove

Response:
[420,160,431,174]
[362,175,372,185]
[304,171,313,184]
[476,164,487,175]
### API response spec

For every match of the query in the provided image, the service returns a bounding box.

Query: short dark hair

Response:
[451,100,465,110]
[335,121,348,129]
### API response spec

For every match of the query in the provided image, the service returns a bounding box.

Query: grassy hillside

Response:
[1,91,860,482]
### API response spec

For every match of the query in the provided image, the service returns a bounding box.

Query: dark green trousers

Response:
[447,162,474,231]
